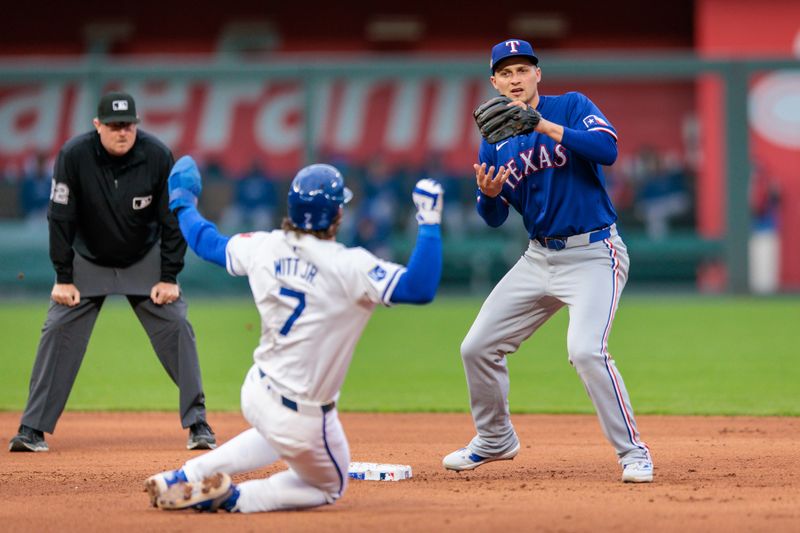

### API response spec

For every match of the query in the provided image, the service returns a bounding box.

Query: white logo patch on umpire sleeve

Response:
[50,179,69,205]
[368,265,387,282]
[132,195,153,210]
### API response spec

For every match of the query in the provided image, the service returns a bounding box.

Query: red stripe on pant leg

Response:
[602,239,647,453]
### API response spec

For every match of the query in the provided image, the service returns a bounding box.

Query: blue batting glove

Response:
[168,155,202,212]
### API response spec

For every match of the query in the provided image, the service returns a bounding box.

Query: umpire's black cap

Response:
[97,92,140,124]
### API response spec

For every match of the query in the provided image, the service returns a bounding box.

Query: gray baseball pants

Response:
[20,294,207,434]
[461,234,650,464]
[20,245,207,434]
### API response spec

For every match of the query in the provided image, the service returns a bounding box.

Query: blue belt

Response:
[535,226,612,251]
[258,368,335,414]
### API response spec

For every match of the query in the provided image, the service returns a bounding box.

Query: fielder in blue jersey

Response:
[442,39,653,483]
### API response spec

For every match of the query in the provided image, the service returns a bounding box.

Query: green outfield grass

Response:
[1,295,798,415]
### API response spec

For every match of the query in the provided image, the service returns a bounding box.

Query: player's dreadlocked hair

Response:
[281,214,341,240]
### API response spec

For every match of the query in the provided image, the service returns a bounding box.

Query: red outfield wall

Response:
[2,0,797,287]
[697,0,800,288]
[0,1,696,179]
[0,80,693,178]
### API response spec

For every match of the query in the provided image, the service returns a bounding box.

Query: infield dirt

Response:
[1,412,798,532]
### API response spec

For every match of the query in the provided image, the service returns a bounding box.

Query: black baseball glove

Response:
[473,96,541,144]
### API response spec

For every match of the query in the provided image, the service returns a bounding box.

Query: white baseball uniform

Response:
[179,229,405,512]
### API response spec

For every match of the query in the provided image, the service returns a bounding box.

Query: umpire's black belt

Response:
[258,368,335,414]
[534,224,616,251]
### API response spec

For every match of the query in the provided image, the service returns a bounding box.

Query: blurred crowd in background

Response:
[0,147,701,261]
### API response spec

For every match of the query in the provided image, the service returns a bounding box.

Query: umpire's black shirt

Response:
[47,130,185,284]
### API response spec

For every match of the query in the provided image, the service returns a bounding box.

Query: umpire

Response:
[8,92,215,453]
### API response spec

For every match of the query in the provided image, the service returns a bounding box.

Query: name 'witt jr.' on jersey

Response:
[275,255,319,284]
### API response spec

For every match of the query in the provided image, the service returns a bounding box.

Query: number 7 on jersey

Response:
[279,287,306,335]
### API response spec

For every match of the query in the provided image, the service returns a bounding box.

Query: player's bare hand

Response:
[151,282,180,305]
[52,283,80,307]
[474,163,511,198]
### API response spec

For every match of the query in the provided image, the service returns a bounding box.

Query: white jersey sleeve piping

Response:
[380,267,407,306]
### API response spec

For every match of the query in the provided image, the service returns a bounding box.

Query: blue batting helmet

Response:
[287,164,353,231]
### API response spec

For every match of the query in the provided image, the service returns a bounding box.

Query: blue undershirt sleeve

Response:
[560,128,618,166]
[476,192,509,227]
[390,224,442,304]
[175,206,230,268]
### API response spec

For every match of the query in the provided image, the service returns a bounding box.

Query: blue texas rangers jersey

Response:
[478,91,618,238]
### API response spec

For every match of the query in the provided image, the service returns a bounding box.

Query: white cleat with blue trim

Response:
[157,472,240,512]
[442,443,520,471]
[144,469,188,507]
[622,460,654,483]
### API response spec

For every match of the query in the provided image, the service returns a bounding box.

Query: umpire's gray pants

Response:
[20,295,207,434]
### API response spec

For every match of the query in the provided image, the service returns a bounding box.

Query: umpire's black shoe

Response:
[9,424,49,452]
[187,421,217,450]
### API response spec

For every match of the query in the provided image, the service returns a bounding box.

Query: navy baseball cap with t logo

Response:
[97,92,140,124]
[490,39,539,73]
